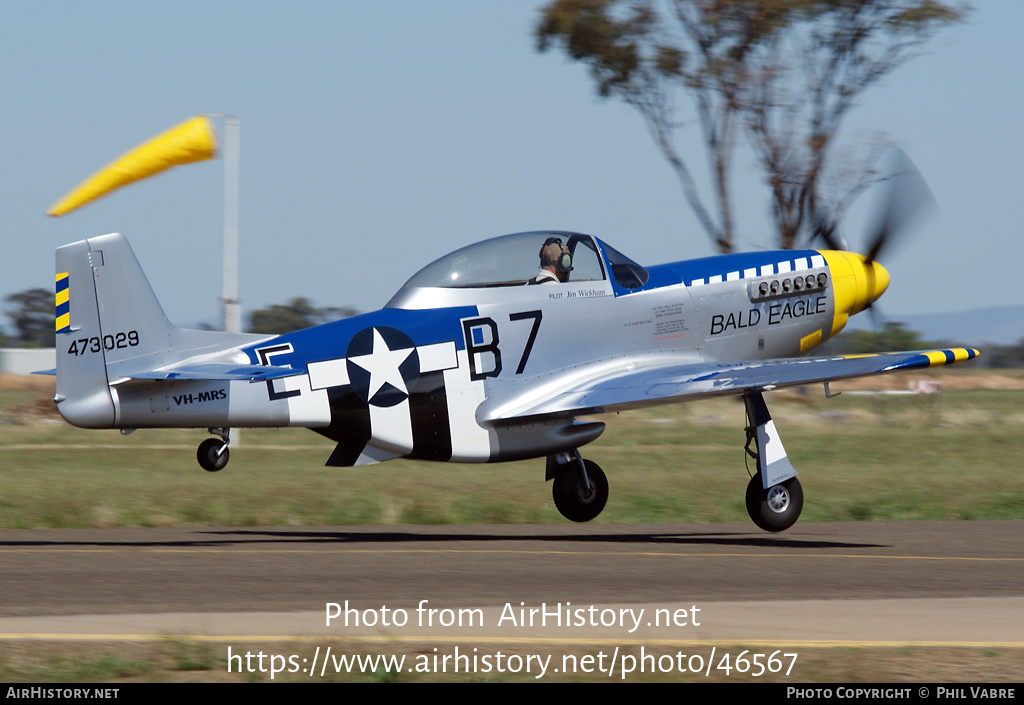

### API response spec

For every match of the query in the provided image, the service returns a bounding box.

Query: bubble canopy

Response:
[400,231,648,291]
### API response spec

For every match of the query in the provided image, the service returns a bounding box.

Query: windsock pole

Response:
[217,116,241,335]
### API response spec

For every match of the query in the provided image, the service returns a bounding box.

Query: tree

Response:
[837,321,926,354]
[4,288,54,348]
[535,0,966,253]
[247,297,356,334]
[979,338,1024,369]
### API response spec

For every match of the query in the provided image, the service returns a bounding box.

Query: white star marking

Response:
[348,329,414,399]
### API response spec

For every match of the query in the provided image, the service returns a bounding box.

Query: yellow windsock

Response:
[47,115,217,217]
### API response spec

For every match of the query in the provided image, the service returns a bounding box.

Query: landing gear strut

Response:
[548,449,608,522]
[742,392,803,532]
[197,428,230,472]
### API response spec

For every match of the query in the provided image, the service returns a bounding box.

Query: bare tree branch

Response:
[536,0,967,252]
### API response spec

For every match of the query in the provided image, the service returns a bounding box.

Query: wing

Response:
[481,347,979,421]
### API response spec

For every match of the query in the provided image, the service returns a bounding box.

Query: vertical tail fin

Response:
[54,233,174,428]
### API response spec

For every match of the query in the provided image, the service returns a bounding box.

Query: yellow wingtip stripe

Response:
[55,313,70,332]
[923,348,981,367]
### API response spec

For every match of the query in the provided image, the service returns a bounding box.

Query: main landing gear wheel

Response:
[197,438,229,472]
[552,459,608,522]
[745,473,803,532]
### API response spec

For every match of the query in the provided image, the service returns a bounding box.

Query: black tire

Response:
[745,473,803,532]
[197,438,229,472]
[552,459,608,522]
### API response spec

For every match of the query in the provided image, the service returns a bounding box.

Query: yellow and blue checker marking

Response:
[55,272,70,333]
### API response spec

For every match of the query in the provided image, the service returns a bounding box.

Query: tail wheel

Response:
[552,459,608,522]
[745,473,803,532]
[197,438,229,472]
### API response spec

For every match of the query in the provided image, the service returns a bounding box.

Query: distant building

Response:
[0,348,55,376]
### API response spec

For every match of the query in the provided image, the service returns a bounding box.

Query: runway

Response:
[0,521,1021,647]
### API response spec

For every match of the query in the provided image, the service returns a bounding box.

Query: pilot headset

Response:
[541,237,573,273]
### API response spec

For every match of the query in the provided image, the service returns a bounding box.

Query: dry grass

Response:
[0,368,1021,528]
[0,640,1020,683]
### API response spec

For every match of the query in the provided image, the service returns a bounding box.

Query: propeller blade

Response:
[811,213,848,251]
[866,300,887,332]
[863,147,937,264]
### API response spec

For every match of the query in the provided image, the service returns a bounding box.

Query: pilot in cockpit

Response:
[529,237,572,285]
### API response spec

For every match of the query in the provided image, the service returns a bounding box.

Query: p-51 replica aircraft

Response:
[50,200,978,533]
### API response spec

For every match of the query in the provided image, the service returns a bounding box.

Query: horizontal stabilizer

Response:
[115,363,303,383]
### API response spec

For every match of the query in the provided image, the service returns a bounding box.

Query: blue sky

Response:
[2,2,1020,331]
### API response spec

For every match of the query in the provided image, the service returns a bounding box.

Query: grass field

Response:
[0,368,1021,529]
[1,640,1020,683]
[1,369,1021,683]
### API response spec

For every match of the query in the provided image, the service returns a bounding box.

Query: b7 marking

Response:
[464,310,543,380]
